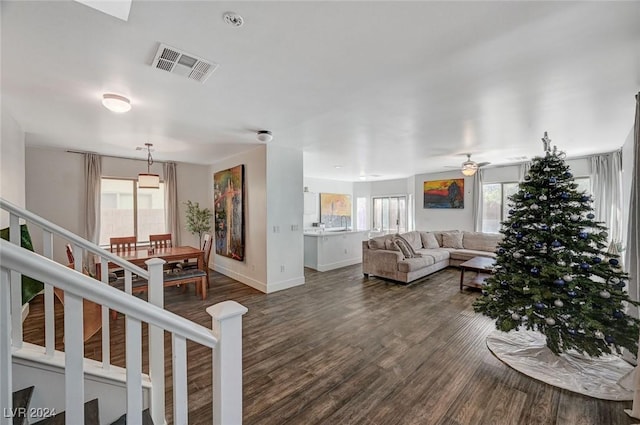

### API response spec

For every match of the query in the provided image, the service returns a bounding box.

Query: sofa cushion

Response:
[449,249,497,262]
[368,236,389,250]
[416,248,450,263]
[442,232,464,249]
[420,232,440,249]
[398,231,423,251]
[431,230,459,246]
[463,231,503,252]
[398,256,435,272]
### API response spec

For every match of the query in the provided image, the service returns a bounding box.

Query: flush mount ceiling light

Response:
[102,93,131,113]
[138,143,159,188]
[256,130,273,142]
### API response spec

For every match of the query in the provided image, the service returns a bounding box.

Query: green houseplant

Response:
[184,200,212,247]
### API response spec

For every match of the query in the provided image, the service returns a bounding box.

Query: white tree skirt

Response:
[486,330,635,401]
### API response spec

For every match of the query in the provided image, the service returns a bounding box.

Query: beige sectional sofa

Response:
[362,230,503,283]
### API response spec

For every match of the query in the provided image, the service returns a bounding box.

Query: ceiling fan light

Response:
[102,93,131,113]
[461,161,478,176]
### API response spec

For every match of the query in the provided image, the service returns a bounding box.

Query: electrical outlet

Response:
[344,248,348,254]
[280,265,285,272]
[273,225,280,233]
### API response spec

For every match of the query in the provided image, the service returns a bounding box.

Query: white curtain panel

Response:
[472,169,483,232]
[164,162,180,245]
[624,93,640,420]
[84,153,101,244]
[590,151,623,246]
[518,161,531,181]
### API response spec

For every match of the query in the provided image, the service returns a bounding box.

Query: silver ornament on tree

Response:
[511,313,521,321]
[545,317,556,326]
[554,299,564,308]
[599,290,611,299]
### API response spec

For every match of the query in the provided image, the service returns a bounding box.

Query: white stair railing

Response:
[0,198,247,425]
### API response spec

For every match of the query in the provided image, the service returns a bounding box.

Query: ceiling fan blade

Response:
[477,162,491,167]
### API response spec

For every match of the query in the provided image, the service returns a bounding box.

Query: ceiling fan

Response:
[445,154,491,176]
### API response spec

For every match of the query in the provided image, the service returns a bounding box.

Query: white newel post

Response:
[207,301,248,425]
[146,258,166,425]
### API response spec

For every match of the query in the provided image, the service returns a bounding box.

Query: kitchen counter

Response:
[303,229,369,237]
[304,230,370,271]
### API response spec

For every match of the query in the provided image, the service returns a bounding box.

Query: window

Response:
[100,178,165,245]
[356,197,367,230]
[373,196,407,234]
[481,177,590,234]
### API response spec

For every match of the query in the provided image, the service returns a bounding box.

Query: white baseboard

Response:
[213,264,268,293]
[316,258,362,272]
[266,276,305,293]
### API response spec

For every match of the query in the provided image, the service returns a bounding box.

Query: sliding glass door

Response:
[373,196,407,234]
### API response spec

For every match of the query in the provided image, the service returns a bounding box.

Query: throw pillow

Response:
[420,232,439,249]
[442,232,464,249]
[394,238,414,259]
[385,239,401,251]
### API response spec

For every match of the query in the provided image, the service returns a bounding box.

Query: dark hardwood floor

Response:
[22,265,634,425]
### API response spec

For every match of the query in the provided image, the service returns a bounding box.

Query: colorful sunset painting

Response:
[423,178,464,209]
[214,164,245,261]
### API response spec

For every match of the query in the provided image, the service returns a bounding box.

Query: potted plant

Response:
[184,200,212,247]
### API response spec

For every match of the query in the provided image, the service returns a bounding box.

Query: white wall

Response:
[302,177,353,229]
[212,146,268,291]
[414,171,475,231]
[266,145,304,292]
[26,147,84,263]
[176,162,213,248]
[1,109,26,227]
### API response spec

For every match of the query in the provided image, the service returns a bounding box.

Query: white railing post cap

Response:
[206,301,248,320]
[145,258,166,266]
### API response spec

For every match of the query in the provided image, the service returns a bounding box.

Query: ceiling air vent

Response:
[151,43,218,83]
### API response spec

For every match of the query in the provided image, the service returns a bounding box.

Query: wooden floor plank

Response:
[21,265,634,425]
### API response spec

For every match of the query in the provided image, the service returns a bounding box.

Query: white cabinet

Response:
[303,192,317,215]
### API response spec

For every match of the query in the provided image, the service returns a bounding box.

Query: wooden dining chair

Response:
[110,236,137,252]
[149,233,172,249]
[65,243,75,267]
[176,233,211,272]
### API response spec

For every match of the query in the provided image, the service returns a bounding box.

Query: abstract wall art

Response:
[423,178,464,209]
[214,164,245,261]
[320,193,352,228]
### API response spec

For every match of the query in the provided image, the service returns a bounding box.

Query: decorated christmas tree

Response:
[474,133,639,356]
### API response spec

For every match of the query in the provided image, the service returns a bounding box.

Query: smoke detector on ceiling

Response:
[257,130,273,142]
[151,43,218,83]
[223,12,244,27]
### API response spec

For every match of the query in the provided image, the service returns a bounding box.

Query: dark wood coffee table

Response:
[459,256,496,291]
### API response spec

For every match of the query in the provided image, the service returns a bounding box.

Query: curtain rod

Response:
[66,149,169,164]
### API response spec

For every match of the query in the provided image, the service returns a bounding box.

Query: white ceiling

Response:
[2,1,639,181]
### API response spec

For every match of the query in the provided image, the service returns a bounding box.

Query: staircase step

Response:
[109,408,154,425]
[11,386,34,425]
[33,398,99,425]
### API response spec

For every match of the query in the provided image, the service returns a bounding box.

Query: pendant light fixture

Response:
[138,143,160,188]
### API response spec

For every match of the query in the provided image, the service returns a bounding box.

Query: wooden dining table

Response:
[96,245,205,278]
